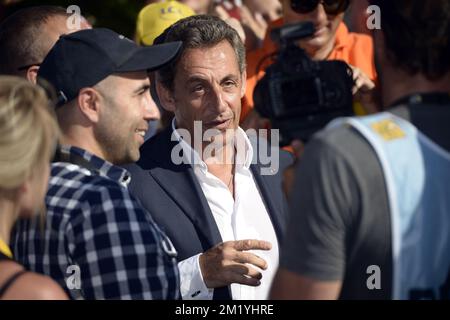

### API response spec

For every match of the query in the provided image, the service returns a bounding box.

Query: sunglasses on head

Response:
[290,0,350,15]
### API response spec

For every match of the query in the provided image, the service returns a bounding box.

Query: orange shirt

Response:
[241,18,377,122]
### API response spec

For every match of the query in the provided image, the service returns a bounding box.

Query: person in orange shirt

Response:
[242,0,377,124]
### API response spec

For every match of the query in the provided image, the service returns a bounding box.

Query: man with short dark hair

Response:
[13,28,182,300]
[0,6,87,83]
[271,0,450,300]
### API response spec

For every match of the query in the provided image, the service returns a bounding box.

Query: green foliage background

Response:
[1,0,148,38]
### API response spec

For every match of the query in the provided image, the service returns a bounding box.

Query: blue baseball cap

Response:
[38,28,182,107]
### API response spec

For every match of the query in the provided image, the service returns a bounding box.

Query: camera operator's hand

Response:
[351,65,375,95]
[350,65,380,113]
[199,239,272,288]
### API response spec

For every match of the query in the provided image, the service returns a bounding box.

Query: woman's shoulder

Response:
[0,261,67,300]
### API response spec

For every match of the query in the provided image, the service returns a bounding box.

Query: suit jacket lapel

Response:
[250,163,285,243]
[146,128,223,251]
[143,127,286,248]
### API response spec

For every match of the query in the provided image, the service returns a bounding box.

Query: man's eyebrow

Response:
[221,74,240,82]
[186,76,207,84]
[186,74,240,84]
[133,83,151,94]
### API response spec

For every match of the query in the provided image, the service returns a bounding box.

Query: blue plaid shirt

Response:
[12,145,180,300]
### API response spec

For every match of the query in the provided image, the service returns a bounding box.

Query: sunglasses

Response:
[290,0,350,15]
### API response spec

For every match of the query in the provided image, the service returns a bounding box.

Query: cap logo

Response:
[160,6,182,20]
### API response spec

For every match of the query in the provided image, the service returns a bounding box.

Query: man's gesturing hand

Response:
[199,239,272,288]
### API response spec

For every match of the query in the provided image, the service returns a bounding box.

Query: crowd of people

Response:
[0,0,449,300]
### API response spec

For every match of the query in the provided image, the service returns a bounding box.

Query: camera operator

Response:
[271,0,450,299]
[242,0,377,125]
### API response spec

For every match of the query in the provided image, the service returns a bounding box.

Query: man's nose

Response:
[143,92,161,121]
[210,85,228,114]
[310,3,328,21]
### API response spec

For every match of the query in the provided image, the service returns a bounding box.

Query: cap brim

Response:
[117,41,182,72]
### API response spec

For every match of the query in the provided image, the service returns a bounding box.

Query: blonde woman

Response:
[0,76,66,300]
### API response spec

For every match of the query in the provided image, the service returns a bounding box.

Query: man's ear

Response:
[26,65,40,84]
[240,70,247,98]
[156,81,176,112]
[77,88,101,123]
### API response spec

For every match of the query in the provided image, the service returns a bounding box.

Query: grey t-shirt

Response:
[280,102,450,299]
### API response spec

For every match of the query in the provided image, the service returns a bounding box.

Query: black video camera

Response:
[253,22,354,144]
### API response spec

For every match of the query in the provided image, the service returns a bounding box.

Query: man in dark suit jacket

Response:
[126,15,292,300]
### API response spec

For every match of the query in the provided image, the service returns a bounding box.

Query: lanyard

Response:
[0,237,12,259]
[389,92,450,108]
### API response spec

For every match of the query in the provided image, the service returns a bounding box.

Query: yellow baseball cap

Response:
[136,1,195,45]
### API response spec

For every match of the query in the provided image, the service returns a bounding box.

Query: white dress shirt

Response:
[173,120,279,300]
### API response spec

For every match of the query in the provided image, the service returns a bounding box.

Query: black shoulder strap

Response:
[0,251,11,261]
[0,269,28,298]
[389,92,450,108]
[53,147,100,175]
